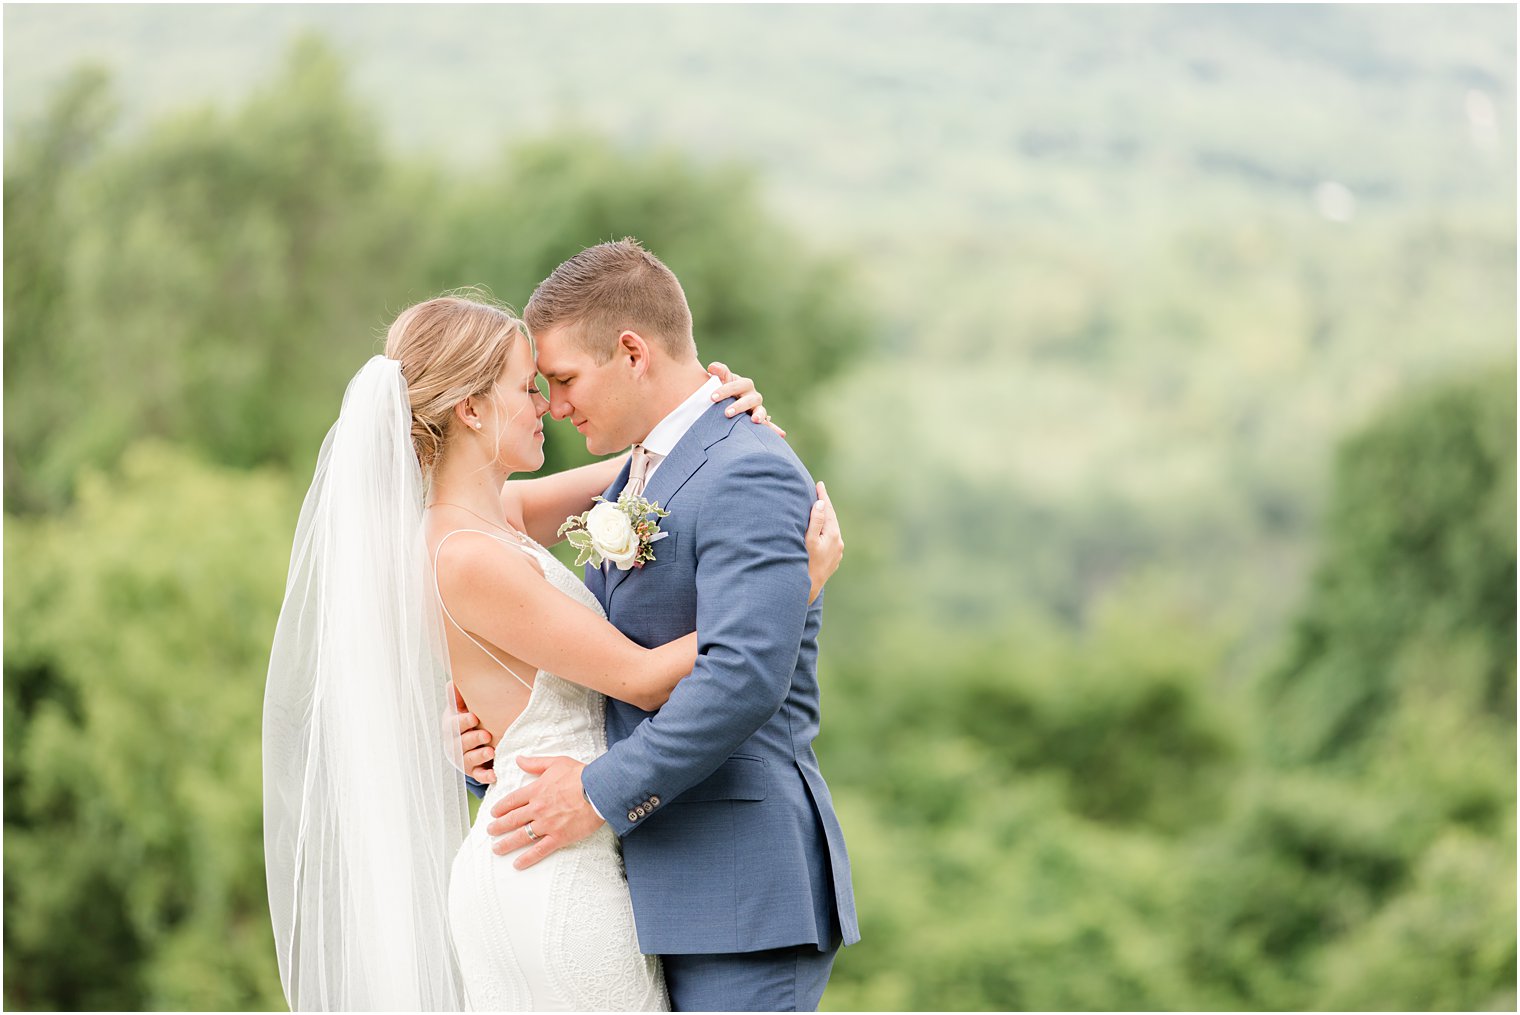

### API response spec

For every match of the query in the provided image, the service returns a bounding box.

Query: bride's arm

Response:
[506,457,627,547]
[438,533,693,711]
[443,484,843,712]
[507,452,626,543]
[506,363,780,545]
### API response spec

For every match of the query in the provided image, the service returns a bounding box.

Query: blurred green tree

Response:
[823,366,1515,1011]
[4,36,431,514]
[1315,829,1516,1011]
[1178,367,1516,1009]
[1259,368,1516,765]
[3,65,117,514]
[4,444,293,1010]
[822,586,1240,1010]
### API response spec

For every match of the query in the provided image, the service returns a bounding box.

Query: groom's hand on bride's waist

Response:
[487,755,605,870]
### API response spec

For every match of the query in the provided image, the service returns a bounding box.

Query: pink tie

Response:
[625,445,652,500]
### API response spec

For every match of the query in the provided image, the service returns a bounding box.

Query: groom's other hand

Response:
[487,755,604,869]
[449,681,496,785]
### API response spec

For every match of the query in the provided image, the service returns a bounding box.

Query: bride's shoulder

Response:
[430,527,546,589]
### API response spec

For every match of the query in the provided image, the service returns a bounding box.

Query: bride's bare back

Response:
[428,523,545,749]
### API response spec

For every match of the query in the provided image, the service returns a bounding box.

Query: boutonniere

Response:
[558,491,670,570]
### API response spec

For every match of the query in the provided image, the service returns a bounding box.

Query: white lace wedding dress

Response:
[438,529,668,1012]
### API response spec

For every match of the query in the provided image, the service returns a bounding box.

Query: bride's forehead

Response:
[502,339,534,370]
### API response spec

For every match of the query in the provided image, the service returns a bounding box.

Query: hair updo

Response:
[383,291,523,475]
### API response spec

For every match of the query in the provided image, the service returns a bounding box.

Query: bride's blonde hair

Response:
[384,290,524,475]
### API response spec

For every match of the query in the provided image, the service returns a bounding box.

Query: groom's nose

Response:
[548,396,572,421]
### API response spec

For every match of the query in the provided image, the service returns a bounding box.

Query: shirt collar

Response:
[641,374,723,459]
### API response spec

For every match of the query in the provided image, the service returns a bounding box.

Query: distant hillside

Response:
[5,4,1513,236]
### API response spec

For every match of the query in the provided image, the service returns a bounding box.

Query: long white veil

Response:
[263,355,470,1011]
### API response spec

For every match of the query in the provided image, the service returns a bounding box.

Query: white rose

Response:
[586,502,639,569]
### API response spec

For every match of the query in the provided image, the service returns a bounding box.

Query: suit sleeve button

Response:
[649,796,660,807]
[627,810,639,822]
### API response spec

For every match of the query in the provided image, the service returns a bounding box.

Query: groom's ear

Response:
[616,329,653,377]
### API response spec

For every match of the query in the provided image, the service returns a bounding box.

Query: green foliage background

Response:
[4,6,1514,1011]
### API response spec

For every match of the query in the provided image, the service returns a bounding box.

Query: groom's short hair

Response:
[525,238,697,363]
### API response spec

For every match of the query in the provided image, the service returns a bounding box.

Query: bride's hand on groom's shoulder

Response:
[707,362,786,437]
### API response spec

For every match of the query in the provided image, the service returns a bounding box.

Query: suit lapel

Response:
[604,401,740,600]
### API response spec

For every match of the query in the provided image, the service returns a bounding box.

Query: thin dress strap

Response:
[432,529,538,693]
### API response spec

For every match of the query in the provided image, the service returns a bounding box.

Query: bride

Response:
[262,294,842,1011]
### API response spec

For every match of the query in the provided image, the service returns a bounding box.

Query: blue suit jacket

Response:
[580,399,859,956]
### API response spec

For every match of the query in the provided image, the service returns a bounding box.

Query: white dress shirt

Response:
[635,374,723,484]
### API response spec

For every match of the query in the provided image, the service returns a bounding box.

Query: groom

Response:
[468,238,857,1010]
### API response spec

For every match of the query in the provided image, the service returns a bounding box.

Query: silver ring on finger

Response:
[524,822,539,843]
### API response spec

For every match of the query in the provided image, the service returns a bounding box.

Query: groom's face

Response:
[534,325,642,456]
